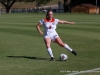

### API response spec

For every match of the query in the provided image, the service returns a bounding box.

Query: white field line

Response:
[66,68,100,75]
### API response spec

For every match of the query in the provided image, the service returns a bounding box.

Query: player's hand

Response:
[40,31,43,35]
[70,22,75,25]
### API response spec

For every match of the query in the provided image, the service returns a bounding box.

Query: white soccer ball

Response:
[60,53,68,61]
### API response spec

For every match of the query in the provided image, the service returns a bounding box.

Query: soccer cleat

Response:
[71,50,77,56]
[50,57,54,61]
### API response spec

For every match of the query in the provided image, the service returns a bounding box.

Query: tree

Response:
[0,0,52,13]
[0,0,16,13]
[0,0,34,13]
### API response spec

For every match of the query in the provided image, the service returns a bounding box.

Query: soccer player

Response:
[36,10,77,61]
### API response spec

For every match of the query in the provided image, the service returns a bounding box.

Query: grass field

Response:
[0,13,100,75]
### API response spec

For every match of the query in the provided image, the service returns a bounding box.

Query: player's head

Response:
[46,10,53,19]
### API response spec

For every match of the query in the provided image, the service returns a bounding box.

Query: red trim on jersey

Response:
[44,18,55,22]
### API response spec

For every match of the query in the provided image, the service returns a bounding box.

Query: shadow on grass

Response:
[7,56,49,60]
[7,56,69,61]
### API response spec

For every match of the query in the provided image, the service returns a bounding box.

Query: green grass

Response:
[0,13,100,75]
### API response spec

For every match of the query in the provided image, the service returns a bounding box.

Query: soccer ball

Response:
[60,53,68,61]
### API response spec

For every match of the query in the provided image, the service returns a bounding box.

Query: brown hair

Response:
[46,10,53,18]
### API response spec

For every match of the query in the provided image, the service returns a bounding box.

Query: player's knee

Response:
[46,44,50,48]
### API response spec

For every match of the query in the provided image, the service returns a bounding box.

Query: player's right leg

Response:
[55,37,77,56]
[44,37,54,61]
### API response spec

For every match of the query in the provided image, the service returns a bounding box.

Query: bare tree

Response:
[0,0,51,13]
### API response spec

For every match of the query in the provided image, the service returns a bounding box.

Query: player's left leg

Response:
[44,37,54,61]
[54,37,77,56]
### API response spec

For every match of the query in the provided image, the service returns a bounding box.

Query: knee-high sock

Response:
[64,44,73,52]
[47,48,54,57]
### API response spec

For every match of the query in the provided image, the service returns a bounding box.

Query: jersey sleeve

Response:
[39,19,44,25]
[55,19,59,25]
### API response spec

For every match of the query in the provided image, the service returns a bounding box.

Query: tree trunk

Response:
[0,0,16,13]
[6,7,10,13]
[63,5,68,13]
[63,0,71,13]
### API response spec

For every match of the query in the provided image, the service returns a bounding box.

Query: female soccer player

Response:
[36,10,77,61]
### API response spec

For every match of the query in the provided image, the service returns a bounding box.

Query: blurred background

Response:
[0,0,100,14]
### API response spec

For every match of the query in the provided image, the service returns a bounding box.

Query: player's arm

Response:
[58,20,75,25]
[36,22,43,35]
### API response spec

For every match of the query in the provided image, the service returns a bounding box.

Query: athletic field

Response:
[0,13,100,75]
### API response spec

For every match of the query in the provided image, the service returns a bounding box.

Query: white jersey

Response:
[39,18,59,36]
[39,18,59,41]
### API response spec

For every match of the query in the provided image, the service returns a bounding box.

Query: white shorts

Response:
[44,32,59,42]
